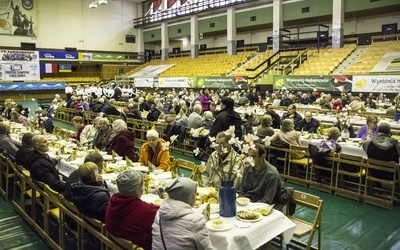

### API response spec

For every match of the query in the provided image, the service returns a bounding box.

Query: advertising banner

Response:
[133,78,154,88]
[92,53,125,60]
[79,53,93,61]
[0,50,39,80]
[371,52,400,73]
[352,75,400,93]
[39,51,78,59]
[0,82,65,91]
[190,76,246,89]
[158,77,191,88]
[273,75,353,92]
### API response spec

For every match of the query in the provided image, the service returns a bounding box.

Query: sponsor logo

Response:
[11,64,23,71]
[44,53,55,58]
[65,54,75,59]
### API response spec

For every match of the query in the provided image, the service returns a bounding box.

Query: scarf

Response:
[148,142,161,167]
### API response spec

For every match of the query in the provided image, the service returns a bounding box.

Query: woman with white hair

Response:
[93,118,113,151]
[138,130,172,171]
[152,177,213,250]
[106,119,136,160]
[80,116,102,147]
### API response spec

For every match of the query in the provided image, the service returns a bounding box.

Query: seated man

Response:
[237,143,286,210]
[106,169,158,250]
[187,104,203,129]
[296,111,320,133]
[139,130,172,171]
[28,135,66,192]
[202,132,243,189]
[281,104,302,128]
[363,122,400,180]
[15,133,34,169]
[0,121,20,159]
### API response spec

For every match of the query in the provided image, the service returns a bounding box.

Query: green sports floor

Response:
[1,102,400,249]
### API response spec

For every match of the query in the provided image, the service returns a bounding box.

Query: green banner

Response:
[190,76,247,89]
[92,53,125,60]
[273,75,353,92]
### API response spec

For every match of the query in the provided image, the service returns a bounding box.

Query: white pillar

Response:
[161,22,169,61]
[134,3,145,61]
[273,0,283,52]
[332,0,344,49]
[191,15,199,58]
[227,7,236,55]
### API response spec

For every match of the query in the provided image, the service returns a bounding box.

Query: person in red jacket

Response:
[105,169,158,250]
[106,119,136,160]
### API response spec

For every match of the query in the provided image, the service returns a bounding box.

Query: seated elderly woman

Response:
[139,130,172,171]
[269,118,303,159]
[15,133,34,169]
[80,117,101,147]
[356,115,378,140]
[256,115,275,140]
[106,119,136,160]
[93,117,113,151]
[202,111,214,129]
[152,177,213,250]
[10,110,32,127]
[72,116,85,142]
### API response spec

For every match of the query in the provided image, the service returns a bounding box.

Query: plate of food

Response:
[206,219,233,231]
[132,166,148,172]
[234,220,252,228]
[141,194,159,204]
[248,203,274,216]
[236,211,262,222]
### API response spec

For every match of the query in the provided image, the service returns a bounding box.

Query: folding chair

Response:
[174,158,196,178]
[334,153,366,201]
[266,145,289,177]
[308,147,338,194]
[363,158,399,210]
[43,184,63,249]
[0,153,15,201]
[286,190,323,250]
[62,197,84,250]
[107,232,144,250]
[287,145,312,186]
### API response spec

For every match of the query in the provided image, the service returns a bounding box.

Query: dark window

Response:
[177,29,181,33]
[302,7,309,13]
[151,34,155,38]
[370,0,380,2]
[250,16,256,22]
[210,23,215,28]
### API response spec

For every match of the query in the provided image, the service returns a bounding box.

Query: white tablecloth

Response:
[208,208,296,250]
[301,138,367,158]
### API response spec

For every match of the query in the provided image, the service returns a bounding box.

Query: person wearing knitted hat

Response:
[106,119,137,161]
[138,129,172,171]
[152,177,214,250]
[106,169,158,250]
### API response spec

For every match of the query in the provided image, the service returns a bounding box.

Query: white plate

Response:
[141,194,159,204]
[248,203,271,211]
[206,220,233,232]
[210,213,220,220]
[101,173,118,180]
[234,220,252,228]
[116,161,127,165]
[236,211,263,222]
[132,166,148,172]
[103,155,113,161]
[69,159,84,165]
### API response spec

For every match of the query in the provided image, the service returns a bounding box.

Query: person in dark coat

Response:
[106,119,136,160]
[363,123,400,180]
[209,97,242,139]
[103,99,120,116]
[295,111,320,133]
[281,104,302,128]
[15,133,34,169]
[147,103,161,122]
[71,162,110,249]
[265,104,281,129]
[28,135,66,192]
[91,98,105,113]
[128,103,143,120]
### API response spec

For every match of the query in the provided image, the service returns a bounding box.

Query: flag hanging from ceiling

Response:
[59,64,72,72]
[40,63,58,73]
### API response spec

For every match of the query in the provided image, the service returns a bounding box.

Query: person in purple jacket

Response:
[356,115,378,140]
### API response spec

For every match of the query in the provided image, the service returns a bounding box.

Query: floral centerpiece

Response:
[193,126,258,217]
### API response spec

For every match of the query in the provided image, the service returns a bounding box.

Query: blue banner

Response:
[0,82,65,91]
[39,51,78,59]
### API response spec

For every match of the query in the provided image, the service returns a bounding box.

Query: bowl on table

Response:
[210,219,225,229]
[132,162,142,167]
[154,169,165,175]
[237,197,250,206]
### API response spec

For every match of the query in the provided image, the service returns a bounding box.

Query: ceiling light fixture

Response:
[89,0,108,9]
[98,0,108,5]
[89,1,98,8]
